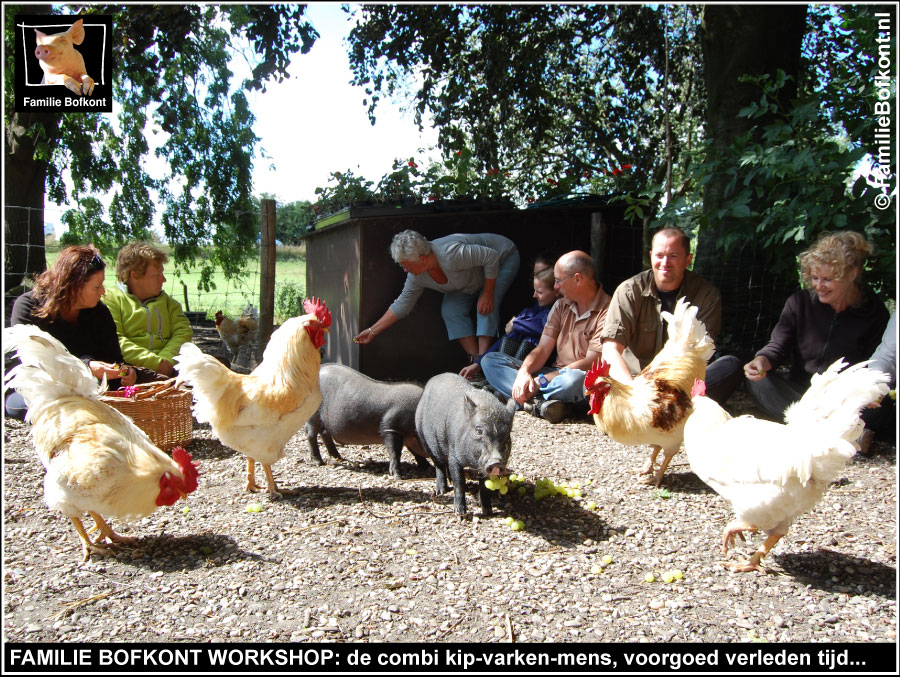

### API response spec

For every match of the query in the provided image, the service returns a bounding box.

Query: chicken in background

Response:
[684,359,889,572]
[584,298,715,487]
[215,305,258,367]
[3,325,199,562]
[176,298,331,497]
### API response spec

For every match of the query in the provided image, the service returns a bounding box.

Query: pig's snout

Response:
[484,463,507,477]
[35,45,52,60]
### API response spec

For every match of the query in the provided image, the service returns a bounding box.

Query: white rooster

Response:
[3,325,199,561]
[684,359,889,572]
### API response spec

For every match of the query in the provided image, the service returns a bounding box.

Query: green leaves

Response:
[6,4,318,284]
[345,4,703,207]
[655,5,894,298]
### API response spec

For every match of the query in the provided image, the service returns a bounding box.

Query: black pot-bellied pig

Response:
[305,363,432,479]
[416,373,517,516]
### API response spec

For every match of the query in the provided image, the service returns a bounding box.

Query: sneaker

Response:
[538,399,570,424]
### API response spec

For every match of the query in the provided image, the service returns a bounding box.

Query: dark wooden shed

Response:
[304,200,643,382]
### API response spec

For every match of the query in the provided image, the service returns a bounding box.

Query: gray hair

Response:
[390,230,431,263]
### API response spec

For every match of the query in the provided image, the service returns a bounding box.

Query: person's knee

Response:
[481,352,516,372]
[4,393,27,420]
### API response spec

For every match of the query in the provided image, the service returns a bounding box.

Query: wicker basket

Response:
[100,378,193,451]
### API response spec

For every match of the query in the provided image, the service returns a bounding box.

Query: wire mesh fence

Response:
[4,204,307,326]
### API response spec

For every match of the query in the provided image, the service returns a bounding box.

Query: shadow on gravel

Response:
[100,532,272,572]
[279,484,440,512]
[656,470,717,495]
[184,438,238,461]
[776,549,897,598]
[303,455,436,481]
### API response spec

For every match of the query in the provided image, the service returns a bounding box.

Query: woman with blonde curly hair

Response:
[6,245,137,419]
[743,231,889,448]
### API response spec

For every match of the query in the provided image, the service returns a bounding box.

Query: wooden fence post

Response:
[259,199,276,350]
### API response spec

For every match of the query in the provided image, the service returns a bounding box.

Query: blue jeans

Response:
[481,351,587,408]
[441,250,521,340]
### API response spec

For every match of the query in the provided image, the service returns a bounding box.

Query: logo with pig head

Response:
[15,14,113,113]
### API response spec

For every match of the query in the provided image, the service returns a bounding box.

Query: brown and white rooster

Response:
[215,305,258,364]
[684,360,889,572]
[3,325,199,561]
[176,298,331,497]
[584,298,715,486]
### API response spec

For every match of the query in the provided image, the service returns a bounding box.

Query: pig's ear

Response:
[34,29,47,40]
[463,391,477,416]
[505,397,517,417]
[68,18,85,45]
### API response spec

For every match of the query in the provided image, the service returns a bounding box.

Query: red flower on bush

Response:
[547,178,558,186]
[408,160,418,169]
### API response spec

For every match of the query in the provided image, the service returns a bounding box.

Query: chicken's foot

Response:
[638,445,661,476]
[721,520,757,556]
[647,449,678,487]
[262,464,299,498]
[246,457,264,493]
[722,532,784,573]
[70,517,113,562]
[88,511,137,546]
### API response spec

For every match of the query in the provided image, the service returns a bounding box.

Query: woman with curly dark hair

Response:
[6,245,136,419]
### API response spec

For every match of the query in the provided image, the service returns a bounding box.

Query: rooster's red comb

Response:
[584,358,610,388]
[691,379,707,399]
[303,297,332,327]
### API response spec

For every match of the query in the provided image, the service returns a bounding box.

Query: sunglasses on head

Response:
[88,254,105,271]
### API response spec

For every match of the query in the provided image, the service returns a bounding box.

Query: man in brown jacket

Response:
[600,227,741,404]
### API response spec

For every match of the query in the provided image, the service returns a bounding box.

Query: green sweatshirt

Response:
[103,283,193,371]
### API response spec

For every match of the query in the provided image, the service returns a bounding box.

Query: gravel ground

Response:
[2,328,897,645]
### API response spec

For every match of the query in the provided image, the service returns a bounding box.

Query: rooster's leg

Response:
[246,457,264,493]
[639,446,660,476]
[645,449,678,487]
[725,532,784,573]
[88,511,137,546]
[262,464,298,498]
[721,520,757,556]
[70,516,111,562]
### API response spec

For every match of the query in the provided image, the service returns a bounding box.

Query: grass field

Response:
[46,244,307,322]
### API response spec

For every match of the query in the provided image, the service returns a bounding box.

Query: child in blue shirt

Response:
[460,266,560,381]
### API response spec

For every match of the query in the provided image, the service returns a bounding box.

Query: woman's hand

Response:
[353,327,377,344]
[744,356,772,381]
[89,361,130,383]
[477,291,494,316]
